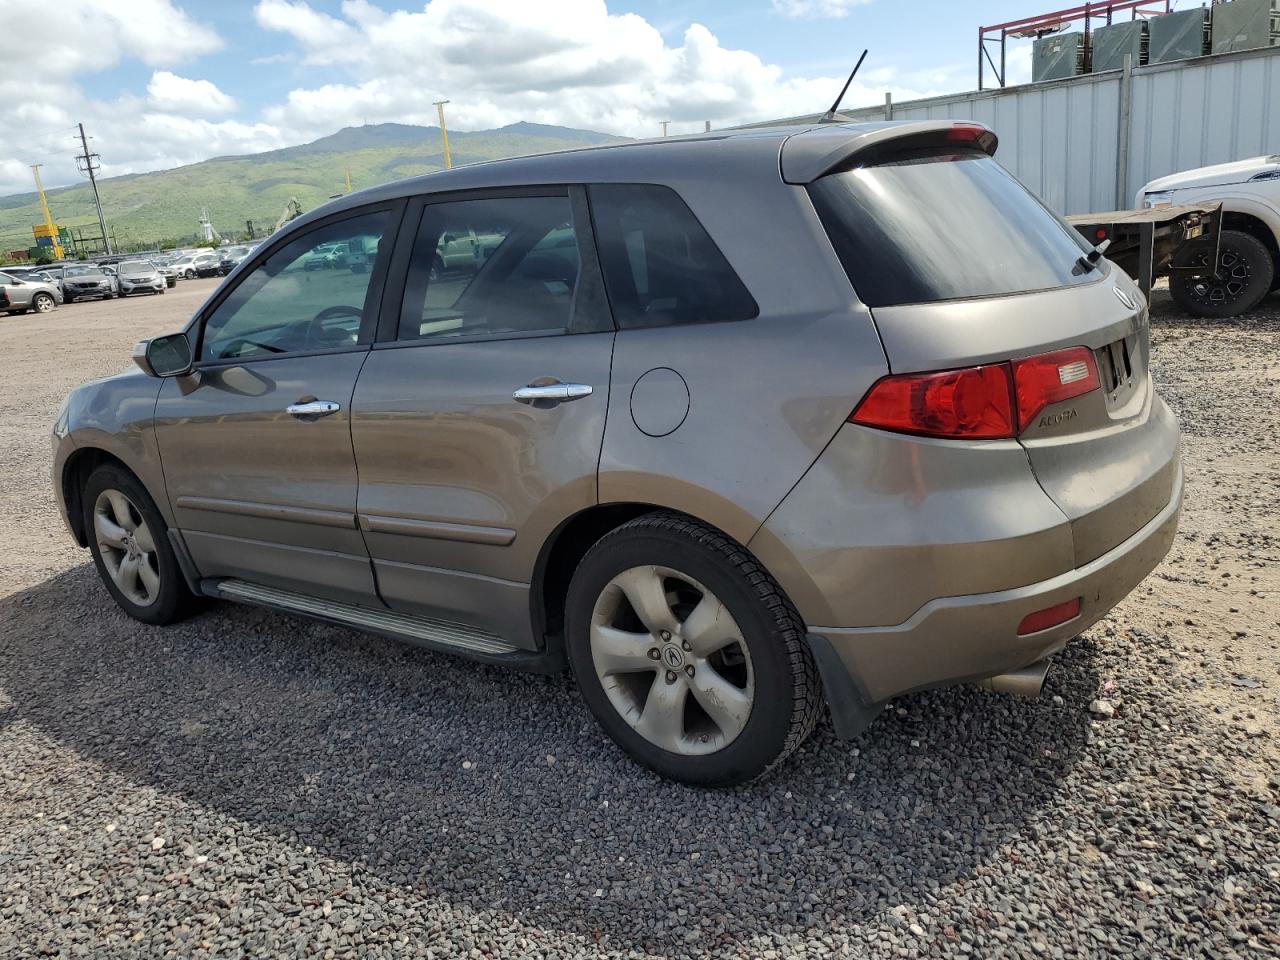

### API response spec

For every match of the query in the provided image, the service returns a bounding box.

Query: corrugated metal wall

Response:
[780,45,1280,215]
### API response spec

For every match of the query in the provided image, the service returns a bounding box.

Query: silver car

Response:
[116,259,167,297]
[51,121,1181,785]
[0,270,62,315]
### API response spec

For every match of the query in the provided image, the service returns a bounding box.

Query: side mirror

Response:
[133,333,193,378]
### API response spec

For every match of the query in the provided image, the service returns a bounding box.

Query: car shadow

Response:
[0,565,1098,951]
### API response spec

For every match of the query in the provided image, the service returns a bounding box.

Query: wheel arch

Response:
[1221,209,1280,267]
[61,447,139,547]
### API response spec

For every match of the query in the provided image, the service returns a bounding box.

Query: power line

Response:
[74,122,112,256]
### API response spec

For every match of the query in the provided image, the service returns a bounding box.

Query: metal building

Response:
[740,45,1280,216]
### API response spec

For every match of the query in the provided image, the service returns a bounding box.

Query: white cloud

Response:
[771,0,872,19]
[0,1,282,198]
[147,71,237,116]
[0,0,968,201]
[5,0,221,78]
[255,0,952,142]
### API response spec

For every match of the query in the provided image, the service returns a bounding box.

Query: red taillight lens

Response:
[1017,597,1081,636]
[850,364,1015,440]
[946,123,987,142]
[1011,346,1100,432]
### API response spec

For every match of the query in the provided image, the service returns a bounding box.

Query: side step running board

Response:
[212,578,519,658]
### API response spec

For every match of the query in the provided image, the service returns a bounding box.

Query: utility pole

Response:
[660,121,670,137]
[75,122,112,255]
[433,100,453,169]
[29,165,64,259]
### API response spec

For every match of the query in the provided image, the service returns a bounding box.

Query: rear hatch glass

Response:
[808,150,1097,306]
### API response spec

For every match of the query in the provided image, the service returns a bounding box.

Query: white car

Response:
[1137,155,1280,317]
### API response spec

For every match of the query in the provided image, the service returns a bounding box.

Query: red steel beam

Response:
[980,0,1168,37]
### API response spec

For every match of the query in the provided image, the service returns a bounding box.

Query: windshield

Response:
[119,260,151,272]
[66,266,103,277]
[807,150,1096,307]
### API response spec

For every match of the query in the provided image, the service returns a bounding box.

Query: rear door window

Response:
[589,184,757,328]
[807,151,1096,307]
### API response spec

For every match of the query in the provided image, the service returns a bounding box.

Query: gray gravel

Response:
[1,281,1278,958]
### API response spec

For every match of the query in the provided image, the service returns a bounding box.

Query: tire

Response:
[64,295,74,304]
[82,464,199,626]
[564,512,822,786]
[33,293,54,313]
[184,269,195,280]
[1170,229,1275,319]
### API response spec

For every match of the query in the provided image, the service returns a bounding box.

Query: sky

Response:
[0,0,1065,198]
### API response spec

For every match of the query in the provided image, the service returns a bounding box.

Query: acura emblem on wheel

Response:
[663,646,684,668]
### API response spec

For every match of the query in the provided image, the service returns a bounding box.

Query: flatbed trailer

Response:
[1066,203,1222,301]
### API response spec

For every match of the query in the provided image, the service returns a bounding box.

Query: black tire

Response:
[64,294,74,304]
[565,512,822,786]
[184,269,195,280]
[82,464,199,626]
[1170,229,1275,319]
[33,293,54,313]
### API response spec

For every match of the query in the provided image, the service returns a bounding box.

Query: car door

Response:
[154,203,402,604]
[350,187,615,649]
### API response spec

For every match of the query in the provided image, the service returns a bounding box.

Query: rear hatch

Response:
[805,134,1180,568]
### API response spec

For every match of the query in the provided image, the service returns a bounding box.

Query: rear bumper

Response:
[809,461,1182,737]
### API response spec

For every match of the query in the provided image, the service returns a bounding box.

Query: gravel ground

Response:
[0,279,1277,958]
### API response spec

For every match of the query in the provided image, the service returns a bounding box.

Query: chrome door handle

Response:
[286,400,341,418]
[512,383,593,404]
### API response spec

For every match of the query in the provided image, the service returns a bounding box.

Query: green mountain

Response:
[0,122,624,254]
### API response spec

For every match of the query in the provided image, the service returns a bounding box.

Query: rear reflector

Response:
[1017,598,1081,636]
[1011,346,1101,432]
[850,363,1015,440]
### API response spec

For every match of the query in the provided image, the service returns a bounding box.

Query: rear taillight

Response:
[1011,347,1100,432]
[849,346,1101,441]
[850,363,1015,440]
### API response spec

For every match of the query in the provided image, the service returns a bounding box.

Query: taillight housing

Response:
[850,347,1100,440]
[1011,346,1100,432]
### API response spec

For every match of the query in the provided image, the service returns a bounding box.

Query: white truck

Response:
[1135,155,1280,318]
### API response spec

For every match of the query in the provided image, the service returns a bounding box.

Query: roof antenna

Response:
[820,49,868,123]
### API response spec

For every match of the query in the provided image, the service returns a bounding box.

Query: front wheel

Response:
[33,293,54,313]
[184,269,195,280]
[565,513,822,786]
[83,464,199,626]
[1170,229,1275,319]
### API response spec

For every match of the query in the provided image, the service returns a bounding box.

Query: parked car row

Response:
[0,244,266,316]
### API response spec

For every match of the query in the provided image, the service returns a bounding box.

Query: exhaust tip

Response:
[977,659,1050,699]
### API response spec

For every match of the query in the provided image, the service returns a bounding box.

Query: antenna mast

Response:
[74,122,112,255]
[821,49,869,123]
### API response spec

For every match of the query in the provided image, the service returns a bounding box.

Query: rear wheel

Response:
[565,513,821,786]
[33,293,54,313]
[83,464,199,626]
[1170,229,1274,318]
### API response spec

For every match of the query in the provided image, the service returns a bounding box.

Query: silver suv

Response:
[52,121,1182,785]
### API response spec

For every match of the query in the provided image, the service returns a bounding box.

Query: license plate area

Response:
[1095,334,1143,411]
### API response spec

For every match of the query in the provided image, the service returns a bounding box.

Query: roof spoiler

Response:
[780,121,998,184]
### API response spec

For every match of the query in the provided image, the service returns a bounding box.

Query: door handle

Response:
[286,400,341,419]
[512,383,593,404]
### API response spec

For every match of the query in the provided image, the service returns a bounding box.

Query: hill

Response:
[0,122,625,253]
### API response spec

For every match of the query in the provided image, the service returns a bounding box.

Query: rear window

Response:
[808,151,1096,307]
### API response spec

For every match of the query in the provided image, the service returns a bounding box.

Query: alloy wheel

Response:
[34,294,54,313]
[93,489,161,607]
[589,565,755,756]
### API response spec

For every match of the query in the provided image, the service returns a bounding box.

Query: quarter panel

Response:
[600,307,886,547]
